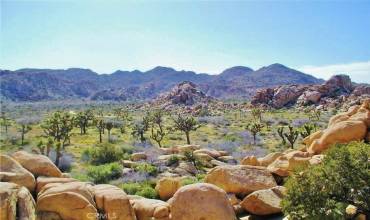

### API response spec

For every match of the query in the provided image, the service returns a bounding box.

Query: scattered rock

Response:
[205,165,277,195]
[131,152,147,161]
[169,183,236,220]
[194,148,221,158]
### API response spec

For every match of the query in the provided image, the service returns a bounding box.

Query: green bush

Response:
[120,182,158,199]
[282,141,370,220]
[166,155,179,166]
[180,174,205,186]
[84,143,125,165]
[87,162,122,184]
[134,163,158,176]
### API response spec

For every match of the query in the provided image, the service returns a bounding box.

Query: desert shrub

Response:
[87,162,122,184]
[167,155,180,166]
[282,142,370,220]
[58,154,73,172]
[83,143,125,165]
[134,163,158,176]
[180,174,205,186]
[120,181,158,199]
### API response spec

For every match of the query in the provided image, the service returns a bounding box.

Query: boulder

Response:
[194,152,214,162]
[204,165,277,195]
[218,156,237,164]
[267,151,311,177]
[177,144,201,153]
[194,148,221,158]
[37,182,98,220]
[298,90,322,104]
[257,152,284,167]
[241,186,286,215]
[169,183,236,220]
[309,154,325,165]
[155,177,181,200]
[129,196,170,220]
[272,85,302,108]
[241,156,259,166]
[0,182,36,220]
[36,176,77,194]
[131,153,147,161]
[176,162,198,175]
[308,120,367,154]
[91,184,136,220]
[0,154,36,192]
[11,151,62,178]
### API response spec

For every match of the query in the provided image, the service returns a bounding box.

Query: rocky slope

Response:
[0,64,323,102]
[251,74,370,108]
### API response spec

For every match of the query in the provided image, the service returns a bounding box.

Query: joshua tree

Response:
[277,125,299,148]
[149,109,167,148]
[94,117,105,143]
[131,118,150,143]
[16,117,40,145]
[0,111,11,134]
[251,107,263,122]
[54,142,62,167]
[309,109,321,122]
[172,114,200,145]
[104,119,114,142]
[284,125,299,149]
[277,126,286,145]
[75,109,94,134]
[246,122,264,144]
[299,123,316,138]
[41,111,74,148]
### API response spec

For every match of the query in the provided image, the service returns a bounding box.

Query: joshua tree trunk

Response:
[185,132,190,144]
[107,130,111,142]
[21,126,25,145]
[99,130,102,143]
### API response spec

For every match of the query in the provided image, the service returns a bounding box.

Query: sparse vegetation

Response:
[282,142,370,220]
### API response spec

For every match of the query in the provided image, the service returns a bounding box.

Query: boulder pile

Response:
[251,75,370,108]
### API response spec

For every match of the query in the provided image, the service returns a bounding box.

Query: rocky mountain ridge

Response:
[0,64,323,102]
[251,74,370,108]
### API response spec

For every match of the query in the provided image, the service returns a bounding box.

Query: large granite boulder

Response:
[0,154,36,192]
[204,165,277,195]
[11,151,62,177]
[169,183,236,220]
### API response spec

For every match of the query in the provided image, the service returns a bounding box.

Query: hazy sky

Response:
[1,0,370,82]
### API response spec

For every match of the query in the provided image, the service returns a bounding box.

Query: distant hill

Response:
[0,64,323,102]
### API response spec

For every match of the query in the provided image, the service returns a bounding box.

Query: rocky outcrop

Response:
[0,154,36,192]
[241,186,286,215]
[153,81,215,107]
[204,165,277,195]
[305,99,370,154]
[169,183,236,220]
[0,182,36,220]
[11,151,62,178]
[251,74,370,108]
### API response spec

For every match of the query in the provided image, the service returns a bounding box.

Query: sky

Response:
[1,0,370,83]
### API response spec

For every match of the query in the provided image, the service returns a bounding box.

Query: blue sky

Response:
[1,0,370,82]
